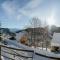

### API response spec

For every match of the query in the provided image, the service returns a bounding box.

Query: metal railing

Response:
[0,45,34,60]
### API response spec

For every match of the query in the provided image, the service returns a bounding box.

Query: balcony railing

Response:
[0,44,60,60]
[0,44,34,60]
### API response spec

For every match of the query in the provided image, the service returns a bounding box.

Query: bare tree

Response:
[30,17,41,28]
[29,17,41,47]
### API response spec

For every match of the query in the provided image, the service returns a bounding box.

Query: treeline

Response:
[51,25,60,33]
[0,28,16,41]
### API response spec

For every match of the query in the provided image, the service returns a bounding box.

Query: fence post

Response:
[0,46,1,60]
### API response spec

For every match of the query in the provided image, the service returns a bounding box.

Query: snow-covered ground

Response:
[31,46,51,52]
[0,40,60,60]
[0,40,33,60]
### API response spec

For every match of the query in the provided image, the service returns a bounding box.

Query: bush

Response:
[51,46,59,52]
[20,36,28,44]
[9,37,16,40]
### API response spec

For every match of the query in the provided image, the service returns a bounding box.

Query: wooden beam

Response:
[0,45,33,52]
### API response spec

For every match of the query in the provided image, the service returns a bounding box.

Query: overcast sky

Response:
[0,0,60,29]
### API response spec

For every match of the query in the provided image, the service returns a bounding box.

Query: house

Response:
[15,27,50,47]
[25,27,49,47]
[51,33,60,52]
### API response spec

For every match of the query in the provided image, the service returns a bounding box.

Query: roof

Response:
[51,33,60,46]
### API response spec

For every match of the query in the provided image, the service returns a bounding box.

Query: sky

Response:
[0,0,60,29]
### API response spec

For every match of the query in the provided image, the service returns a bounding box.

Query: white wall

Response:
[51,33,60,46]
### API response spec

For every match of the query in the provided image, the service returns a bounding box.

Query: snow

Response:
[1,56,5,60]
[34,47,51,52]
[0,40,33,60]
[51,33,60,46]
[0,39,33,51]
[1,39,60,60]
[35,48,60,59]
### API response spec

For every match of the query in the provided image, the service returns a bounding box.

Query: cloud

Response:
[1,0,22,21]
[1,0,60,28]
[17,0,53,22]
[23,0,43,9]
[1,0,52,26]
[17,0,43,15]
[1,0,31,21]
[1,0,43,19]
[1,1,17,15]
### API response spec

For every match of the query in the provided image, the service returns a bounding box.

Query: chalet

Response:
[51,33,60,52]
[25,27,49,47]
[16,27,50,47]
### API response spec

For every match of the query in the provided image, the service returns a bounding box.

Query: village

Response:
[0,25,60,60]
[0,25,60,52]
[0,22,60,60]
[0,0,60,60]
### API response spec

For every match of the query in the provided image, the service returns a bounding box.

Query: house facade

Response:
[16,27,50,47]
[51,33,60,52]
[25,27,49,47]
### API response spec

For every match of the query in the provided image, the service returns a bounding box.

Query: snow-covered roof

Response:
[51,33,60,47]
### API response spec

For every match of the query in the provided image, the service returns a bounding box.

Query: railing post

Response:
[32,51,35,60]
[0,46,1,60]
